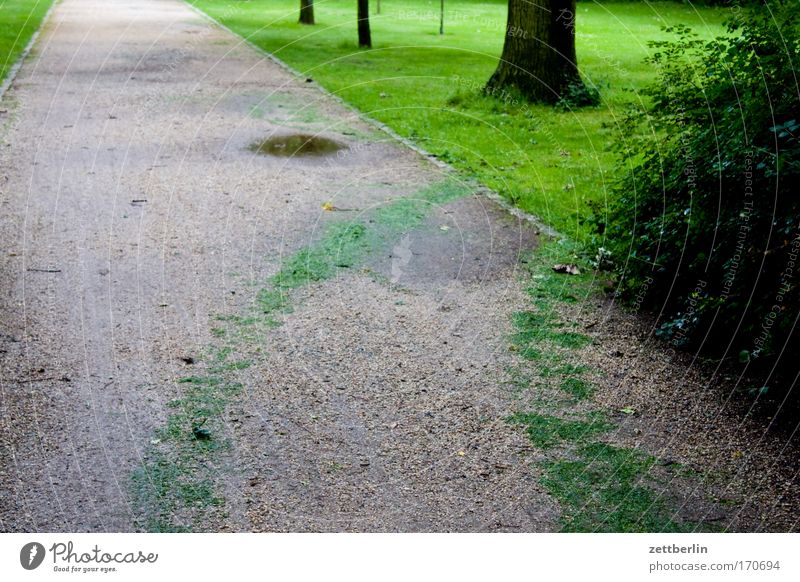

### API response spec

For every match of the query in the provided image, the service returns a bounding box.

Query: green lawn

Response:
[0,0,55,87]
[189,0,727,236]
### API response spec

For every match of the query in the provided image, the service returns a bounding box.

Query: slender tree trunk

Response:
[486,0,583,103]
[299,0,314,25]
[357,0,371,48]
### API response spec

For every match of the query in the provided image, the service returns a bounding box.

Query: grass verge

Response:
[0,0,55,88]
[188,0,727,237]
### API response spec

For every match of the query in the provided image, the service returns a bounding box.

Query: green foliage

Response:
[555,80,601,111]
[580,0,733,4]
[598,0,800,406]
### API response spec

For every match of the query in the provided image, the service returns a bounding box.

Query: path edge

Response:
[182,1,561,239]
[0,0,59,101]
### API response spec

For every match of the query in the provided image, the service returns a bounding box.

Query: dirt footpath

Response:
[0,0,554,531]
[4,0,795,534]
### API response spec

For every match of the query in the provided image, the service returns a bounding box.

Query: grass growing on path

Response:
[0,0,55,87]
[189,0,727,236]
[131,373,238,532]
[505,239,718,532]
[132,179,471,531]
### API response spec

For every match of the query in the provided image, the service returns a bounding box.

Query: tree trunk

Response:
[299,0,314,25]
[486,0,583,103]
[357,0,371,48]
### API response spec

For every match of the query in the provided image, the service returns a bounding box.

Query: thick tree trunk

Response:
[486,0,583,103]
[357,0,371,48]
[299,0,314,25]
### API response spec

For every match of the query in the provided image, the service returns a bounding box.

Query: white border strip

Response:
[182,1,561,238]
[2,533,798,581]
[0,0,59,101]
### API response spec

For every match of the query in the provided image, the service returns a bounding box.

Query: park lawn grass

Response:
[189,0,728,237]
[0,0,55,86]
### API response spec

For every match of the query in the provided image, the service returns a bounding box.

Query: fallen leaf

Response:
[321,201,335,211]
[619,406,636,415]
[439,224,450,231]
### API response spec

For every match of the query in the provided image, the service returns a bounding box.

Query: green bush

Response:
[597,0,800,409]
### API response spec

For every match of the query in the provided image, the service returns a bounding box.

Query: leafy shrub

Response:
[556,79,601,110]
[597,0,800,410]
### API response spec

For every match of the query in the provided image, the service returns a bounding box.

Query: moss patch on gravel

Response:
[508,239,712,532]
[131,370,241,532]
[256,178,469,317]
[508,412,613,449]
[278,181,466,291]
[271,222,371,289]
[559,376,595,401]
[542,443,692,533]
[512,311,592,353]
[131,178,471,531]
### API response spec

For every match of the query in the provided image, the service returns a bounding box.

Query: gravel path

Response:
[0,0,554,531]
[2,0,795,534]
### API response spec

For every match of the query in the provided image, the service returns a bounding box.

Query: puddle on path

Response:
[249,133,345,158]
